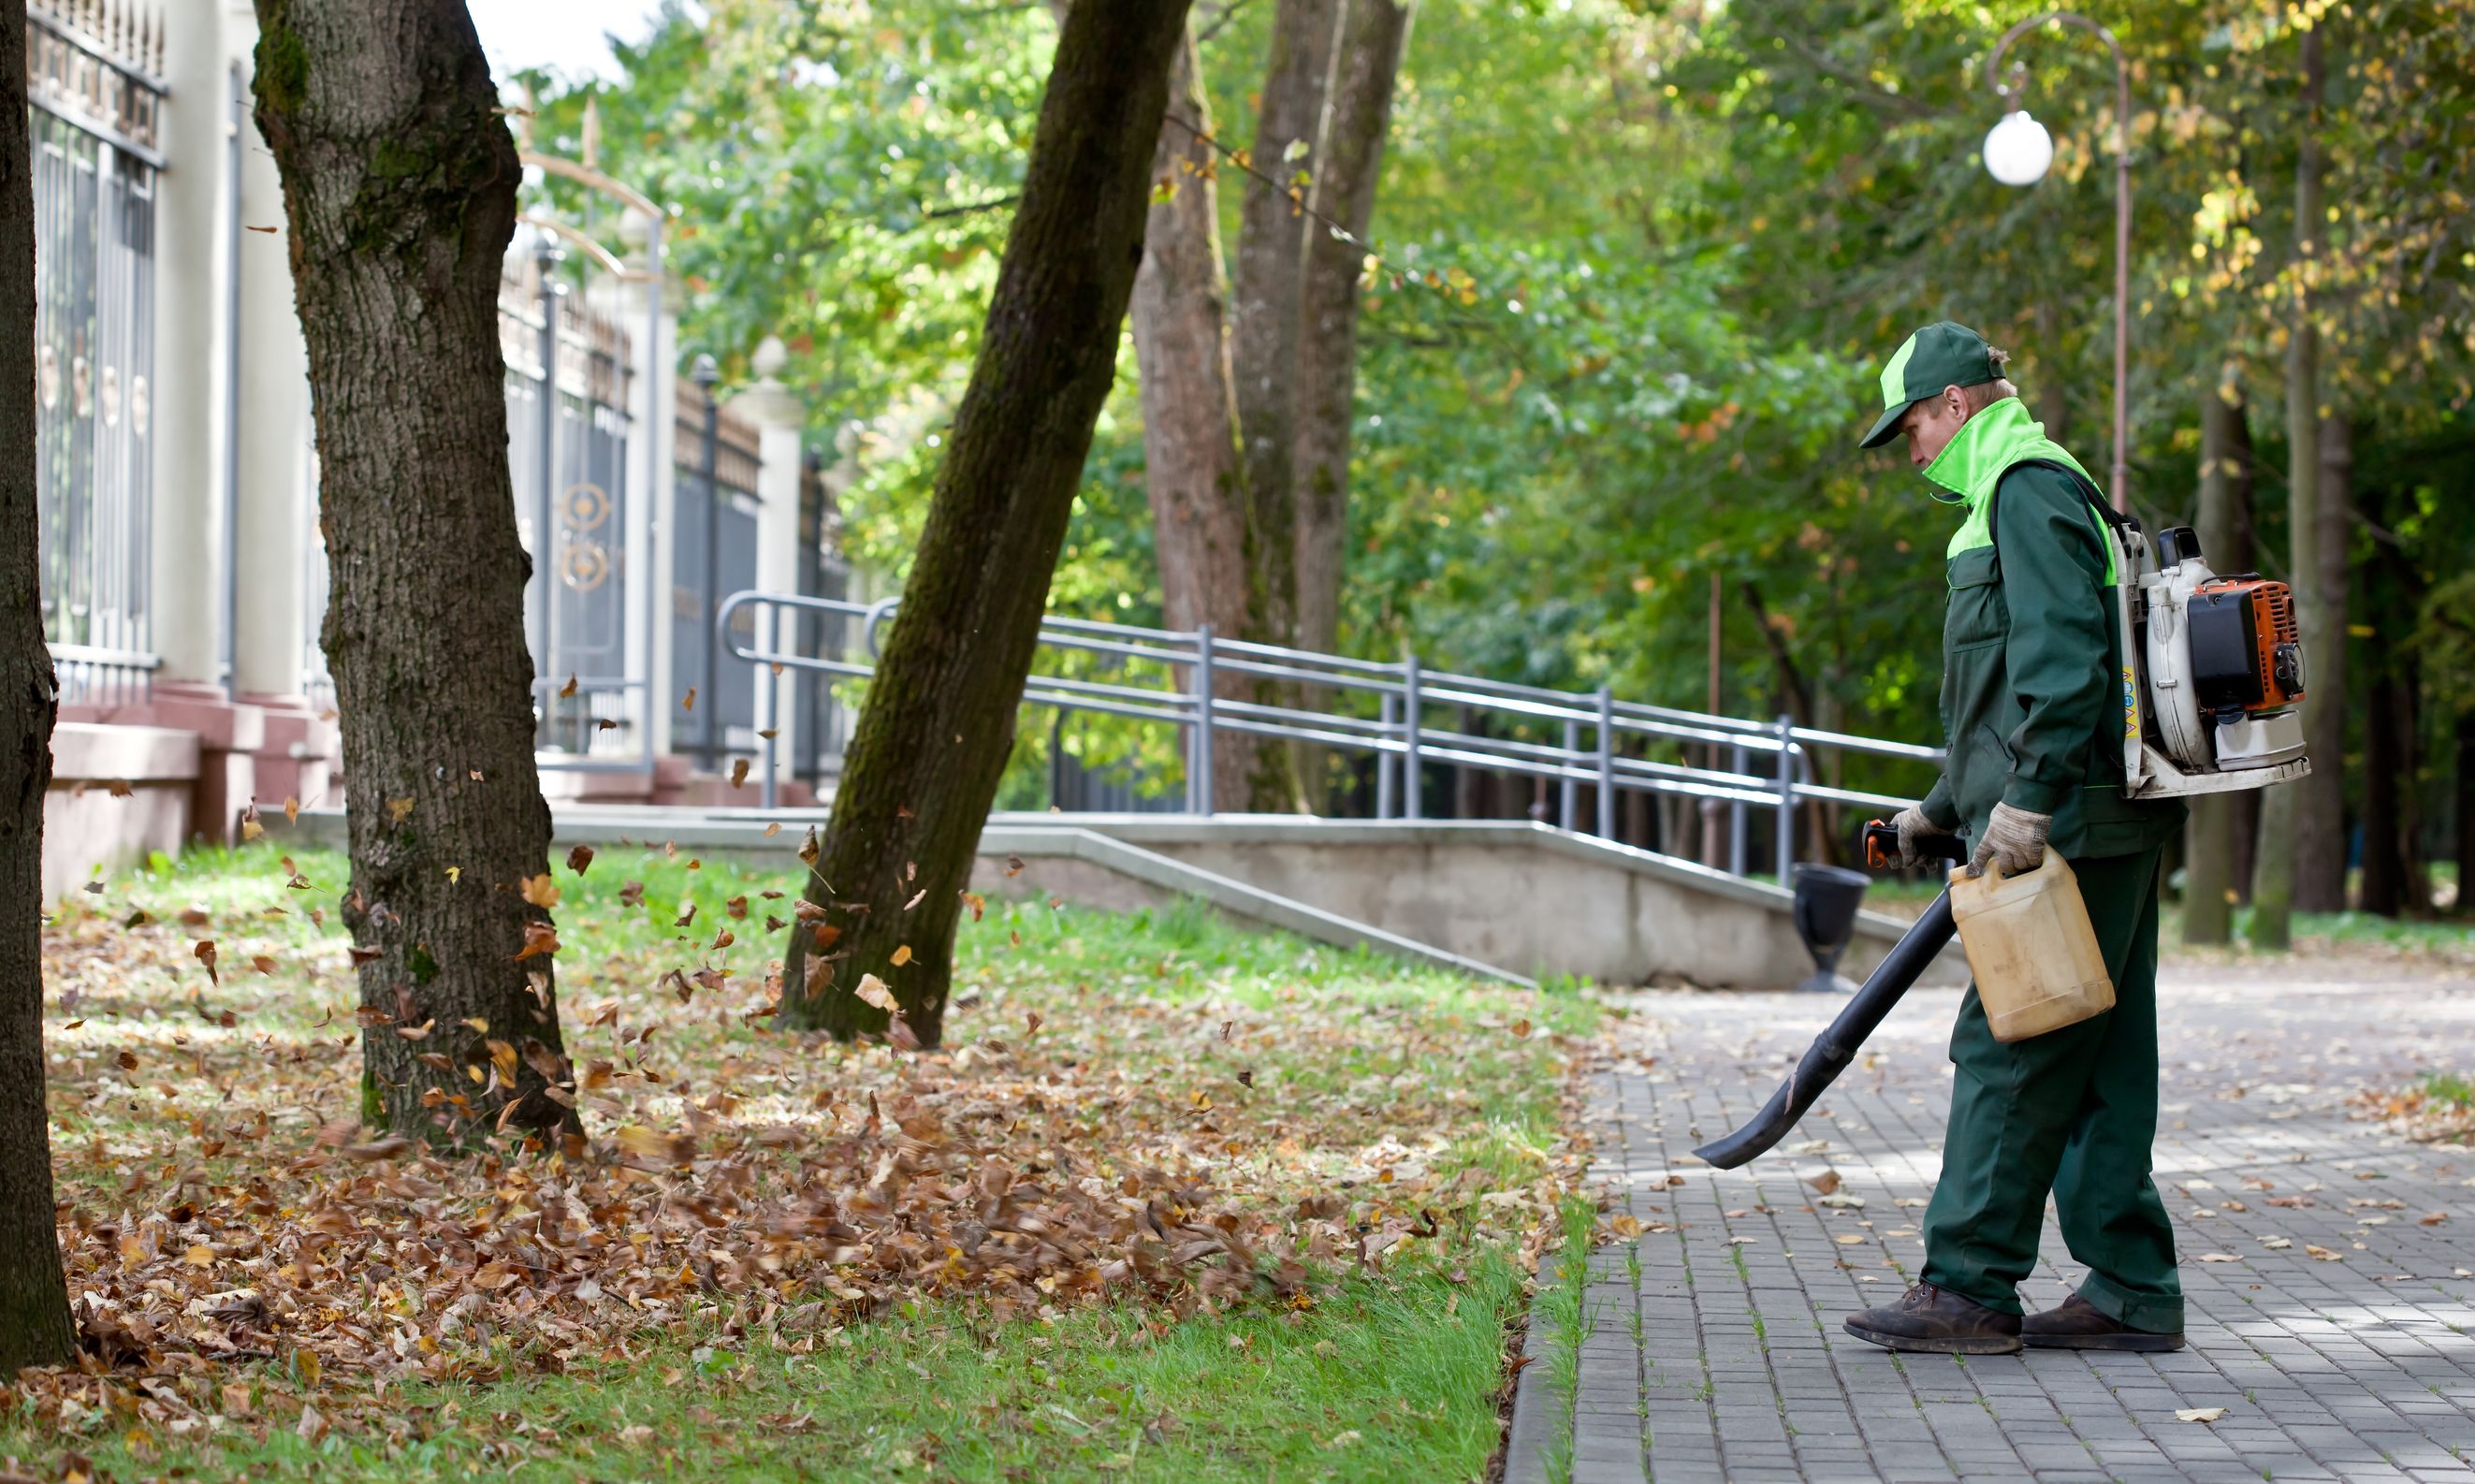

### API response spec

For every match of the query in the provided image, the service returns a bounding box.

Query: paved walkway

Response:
[1507,958,2475,1483]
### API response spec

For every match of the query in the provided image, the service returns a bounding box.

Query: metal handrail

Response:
[714,589,1944,880]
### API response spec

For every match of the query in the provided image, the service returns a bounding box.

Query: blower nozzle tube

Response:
[1690,891,1958,1170]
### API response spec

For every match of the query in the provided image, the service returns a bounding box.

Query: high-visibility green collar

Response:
[1922,397,2093,508]
[1927,397,2111,575]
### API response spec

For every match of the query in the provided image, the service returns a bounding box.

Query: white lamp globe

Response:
[1983,109,2055,186]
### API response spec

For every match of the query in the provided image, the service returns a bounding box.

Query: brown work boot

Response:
[2022,1290,2185,1352]
[1842,1282,2023,1354]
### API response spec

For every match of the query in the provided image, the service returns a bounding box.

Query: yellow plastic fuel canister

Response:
[1946,853,2115,1042]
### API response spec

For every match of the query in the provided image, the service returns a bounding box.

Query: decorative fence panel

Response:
[29,0,162,703]
[502,255,638,759]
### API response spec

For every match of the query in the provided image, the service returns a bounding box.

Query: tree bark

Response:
[1230,0,1336,662]
[1130,24,1299,812]
[2357,476,2429,920]
[0,0,75,1372]
[1291,0,1411,662]
[2183,383,2247,945]
[2292,414,2352,910]
[779,0,1191,1044]
[2249,22,2323,951]
[254,0,577,1146]
[2457,712,2475,909]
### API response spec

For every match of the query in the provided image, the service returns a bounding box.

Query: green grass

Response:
[2420,1071,2475,1112]
[1527,1195,1598,1484]
[22,843,1590,1483]
[7,1258,1526,1483]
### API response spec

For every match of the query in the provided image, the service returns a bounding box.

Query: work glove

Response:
[1969,802,2053,878]
[1889,805,1956,868]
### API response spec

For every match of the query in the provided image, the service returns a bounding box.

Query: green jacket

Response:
[1915,399,2184,859]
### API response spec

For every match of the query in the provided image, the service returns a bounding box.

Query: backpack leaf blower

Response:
[2108,522,2309,797]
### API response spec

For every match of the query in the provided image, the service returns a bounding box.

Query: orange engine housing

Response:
[2188,576,2304,717]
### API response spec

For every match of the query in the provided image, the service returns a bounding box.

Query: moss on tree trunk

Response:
[253,0,578,1146]
[780,0,1193,1043]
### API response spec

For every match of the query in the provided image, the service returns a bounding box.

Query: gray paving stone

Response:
[1508,961,2475,1480]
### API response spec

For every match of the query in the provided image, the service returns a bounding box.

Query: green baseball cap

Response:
[1858,320,2004,449]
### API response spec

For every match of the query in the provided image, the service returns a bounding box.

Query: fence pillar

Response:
[1774,713,1797,882]
[1192,623,1216,816]
[1594,685,1616,839]
[1728,742,1750,876]
[1402,652,1423,821]
[691,355,722,771]
[1559,718,1579,831]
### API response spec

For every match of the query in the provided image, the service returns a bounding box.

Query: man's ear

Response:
[1944,385,1972,422]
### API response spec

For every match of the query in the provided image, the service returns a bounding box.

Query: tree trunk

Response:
[2457,712,2475,910]
[1230,0,1337,658]
[779,0,1191,1044]
[2359,667,2411,918]
[1291,0,1411,662]
[0,0,75,1372]
[1130,24,1299,812]
[254,0,576,1146]
[1131,24,1247,803]
[2357,475,2430,920]
[2249,22,2322,951]
[2292,414,2352,910]
[2183,383,2246,945]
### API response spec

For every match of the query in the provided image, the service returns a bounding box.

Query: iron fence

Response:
[502,248,644,763]
[672,383,764,764]
[30,0,162,704]
[716,590,1945,880]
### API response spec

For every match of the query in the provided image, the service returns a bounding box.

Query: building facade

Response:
[35,0,846,898]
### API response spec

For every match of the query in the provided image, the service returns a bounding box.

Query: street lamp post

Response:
[691,354,722,772]
[1982,11,2132,515]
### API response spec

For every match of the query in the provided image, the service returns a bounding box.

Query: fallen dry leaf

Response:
[854,973,897,1012]
[2176,1407,2226,1423]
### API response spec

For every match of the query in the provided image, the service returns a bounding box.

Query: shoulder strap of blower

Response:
[1986,458,2152,793]
[1985,458,2138,568]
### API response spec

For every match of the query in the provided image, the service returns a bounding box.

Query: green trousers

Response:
[1918,845,2182,1331]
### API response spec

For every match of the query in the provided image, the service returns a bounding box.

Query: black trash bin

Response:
[1790,863,1872,996]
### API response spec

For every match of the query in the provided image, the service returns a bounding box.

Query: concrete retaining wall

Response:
[1029,816,1960,991]
[44,722,199,901]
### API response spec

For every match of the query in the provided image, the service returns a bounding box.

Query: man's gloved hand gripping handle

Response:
[1970,801,2052,877]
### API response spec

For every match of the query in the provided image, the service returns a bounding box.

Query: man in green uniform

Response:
[1841,322,2187,1356]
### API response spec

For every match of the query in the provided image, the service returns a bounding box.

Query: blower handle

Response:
[1863,818,1970,871]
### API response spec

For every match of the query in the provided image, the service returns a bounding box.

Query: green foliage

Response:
[519,0,2475,821]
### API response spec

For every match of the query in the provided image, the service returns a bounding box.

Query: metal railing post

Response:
[1403,652,1423,821]
[1560,719,1579,831]
[1774,713,1796,882]
[1376,692,1398,820]
[1728,742,1750,876]
[1594,685,1616,838]
[760,602,780,810]
[1193,623,1216,816]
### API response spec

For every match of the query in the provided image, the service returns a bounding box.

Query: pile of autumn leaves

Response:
[23,857,1584,1445]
